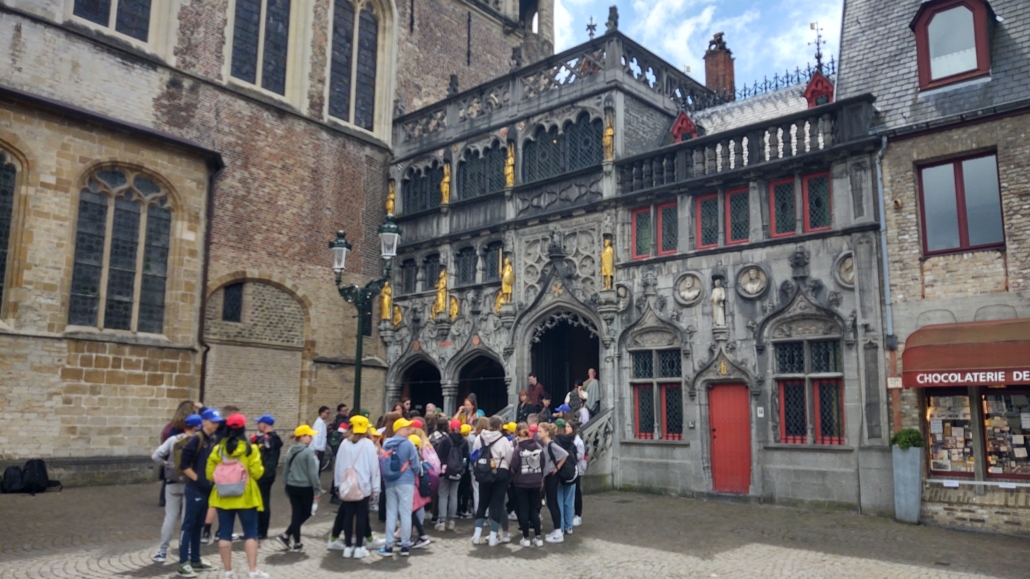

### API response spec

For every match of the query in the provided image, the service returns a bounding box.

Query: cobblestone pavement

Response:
[2,481,1029,579]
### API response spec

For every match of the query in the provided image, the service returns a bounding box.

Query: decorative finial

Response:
[586,17,597,39]
[810,22,826,73]
[447,74,459,97]
[605,5,618,33]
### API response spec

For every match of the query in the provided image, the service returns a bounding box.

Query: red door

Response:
[709,384,752,494]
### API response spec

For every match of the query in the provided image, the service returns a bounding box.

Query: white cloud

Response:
[553,0,576,52]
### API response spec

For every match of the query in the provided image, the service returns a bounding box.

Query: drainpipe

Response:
[197,159,224,403]
[876,135,896,348]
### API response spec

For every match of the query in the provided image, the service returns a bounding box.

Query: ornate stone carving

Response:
[630,328,678,349]
[834,251,855,289]
[516,174,602,217]
[673,273,703,306]
[711,279,727,327]
[789,245,810,279]
[449,295,459,321]
[736,266,768,299]
[531,310,599,343]
[827,290,843,309]
[520,226,599,306]
[392,305,402,328]
[771,317,839,339]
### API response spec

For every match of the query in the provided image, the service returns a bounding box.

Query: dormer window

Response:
[912,0,992,90]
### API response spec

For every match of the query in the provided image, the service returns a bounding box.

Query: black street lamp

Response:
[329,216,401,411]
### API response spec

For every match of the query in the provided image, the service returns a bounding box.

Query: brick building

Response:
[839,0,1030,535]
[0,0,553,484]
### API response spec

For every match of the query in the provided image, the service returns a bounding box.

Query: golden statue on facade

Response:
[386,180,396,216]
[440,163,451,204]
[380,281,392,321]
[603,114,615,161]
[493,257,515,314]
[449,295,459,321]
[430,268,448,318]
[601,238,614,290]
[504,143,515,188]
[392,304,402,328]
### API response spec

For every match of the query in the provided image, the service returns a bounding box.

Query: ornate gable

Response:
[803,72,834,108]
[671,111,698,142]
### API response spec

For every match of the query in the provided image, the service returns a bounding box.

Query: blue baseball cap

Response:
[556,404,571,413]
[201,408,224,422]
[256,414,275,425]
[184,414,203,428]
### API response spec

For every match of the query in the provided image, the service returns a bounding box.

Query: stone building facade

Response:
[0,0,551,483]
[839,0,1030,535]
[384,25,895,513]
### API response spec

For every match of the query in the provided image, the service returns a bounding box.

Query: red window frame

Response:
[656,201,678,256]
[802,172,832,233]
[660,383,682,441]
[768,178,797,239]
[812,379,845,445]
[778,380,807,444]
[917,153,1005,256]
[633,384,654,439]
[725,188,749,245]
[912,0,992,91]
[631,207,652,260]
[695,193,719,249]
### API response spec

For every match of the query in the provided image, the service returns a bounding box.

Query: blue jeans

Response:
[179,486,208,564]
[216,508,259,541]
[558,482,576,532]
[385,484,414,549]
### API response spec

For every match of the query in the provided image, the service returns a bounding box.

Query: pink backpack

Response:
[213,448,249,498]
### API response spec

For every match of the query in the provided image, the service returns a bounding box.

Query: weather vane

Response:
[809,22,825,72]
[587,17,597,40]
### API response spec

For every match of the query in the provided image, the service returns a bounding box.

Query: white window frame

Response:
[65,0,179,61]
[223,0,313,108]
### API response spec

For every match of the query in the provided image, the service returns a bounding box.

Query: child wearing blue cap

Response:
[151,414,202,564]
[252,414,282,540]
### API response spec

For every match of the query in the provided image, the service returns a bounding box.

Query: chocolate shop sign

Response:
[907,369,1030,387]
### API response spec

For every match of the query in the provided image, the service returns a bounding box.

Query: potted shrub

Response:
[890,428,925,524]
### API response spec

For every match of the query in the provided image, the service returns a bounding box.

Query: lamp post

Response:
[329,216,401,411]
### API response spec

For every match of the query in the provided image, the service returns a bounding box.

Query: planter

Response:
[892,445,923,524]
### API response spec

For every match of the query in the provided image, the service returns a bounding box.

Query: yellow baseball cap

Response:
[460,424,472,435]
[294,424,318,438]
[393,417,414,432]
[407,434,422,448]
[369,427,382,437]
[349,415,370,434]
[504,422,517,432]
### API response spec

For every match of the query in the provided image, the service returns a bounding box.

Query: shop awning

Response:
[902,318,1030,387]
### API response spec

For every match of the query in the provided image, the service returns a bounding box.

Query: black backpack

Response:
[551,440,578,485]
[1,465,25,494]
[21,459,62,495]
[473,436,499,483]
[444,441,465,481]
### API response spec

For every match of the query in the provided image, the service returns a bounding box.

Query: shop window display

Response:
[982,393,1030,478]
[927,395,974,474]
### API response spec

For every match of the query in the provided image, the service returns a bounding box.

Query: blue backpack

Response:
[378,446,409,482]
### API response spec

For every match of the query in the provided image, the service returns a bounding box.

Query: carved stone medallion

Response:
[673,273,704,306]
[736,266,768,299]
[834,251,855,289]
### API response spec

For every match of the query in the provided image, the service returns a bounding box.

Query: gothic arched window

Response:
[328,0,383,132]
[0,152,16,308]
[523,126,561,184]
[565,113,604,171]
[522,113,603,184]
[402,164,443,214]
[458,143,506,199]
[68,168,173,334]
[229,0,296,96]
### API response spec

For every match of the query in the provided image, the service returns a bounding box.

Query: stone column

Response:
[442,380,459,416]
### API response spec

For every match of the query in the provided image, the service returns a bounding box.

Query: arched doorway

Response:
[531,318,600,409]
[458,356,507,417]
[402,360,441,416]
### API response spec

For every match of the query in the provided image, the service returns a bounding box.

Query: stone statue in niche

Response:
[380,281,392,321]
[738,267,767,298]
[431,268,448,319]
[711,279,727,327]
[440,164,451,204]
[617,286,631,312]
[839,256,855,286]
[601,238,614,290]
[676,274,702,305]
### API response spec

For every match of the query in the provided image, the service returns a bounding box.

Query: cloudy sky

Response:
[552,0,844,91]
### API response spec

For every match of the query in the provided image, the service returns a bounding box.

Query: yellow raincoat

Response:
[205,439,265,511]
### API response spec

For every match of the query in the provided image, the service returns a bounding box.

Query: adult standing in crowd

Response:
[159,401,201,507]
[527,374,544,407]
[515,390,538,423]
[380,417,420,556]
[327,415,379,559]
[151,413,201,564]
[509,422,545,547]
[205,413,269,579]
[312,406,330,466]
[252,414,282,540]
[537,422,568,543]
[279,424,322,551]
[432,419,468,531]
[584,368,601,415]
[176,408,222,578]
[470,416,513,547]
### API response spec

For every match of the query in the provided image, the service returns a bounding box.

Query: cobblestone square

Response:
[2,482,1028,579]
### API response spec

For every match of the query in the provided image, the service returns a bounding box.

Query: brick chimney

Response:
[704,32,735,99]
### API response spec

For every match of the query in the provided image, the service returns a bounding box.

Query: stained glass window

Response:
[728,190,749,243]
[231,0,262,84]
[634,384,655,439]
[661,384,683,441]
[523,126,562,184]
[658,350,681,378]
[0,154,16,307]
[698,195,718,248]
[354,4,378,131]
[68,169,172,333]
[775,338,844,445]
[633,209,651,258]
[775,341,805,374]
[231,0,292,95]
[456,248,477,286]
[632,351,653,379]
[401,259,417,294]
[74,0,112,25]
[74,0,151,41]
[805,174,831,231]
[659,203,677,254]
[780,379,807,443]
[810,340,842,373]
[484,242,502,282]
[403,166,443,213]
[815,379,844,445]
[328,0,355,121]
[566,114,603,171]
[262,0,292,95]
[424,255,441,288]
[772,180,796,236]
[222,282,244,323]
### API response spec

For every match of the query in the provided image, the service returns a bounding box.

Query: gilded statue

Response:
[430,268,448,318]
[504,143,515,188]
[602,115,615,161]
[440,164,451,204]
[392,304,402,328]
[449,295,459,321]
[385,180,396,216]
[495,257,514,314]
[379,281,392,321]
[601,238,614,290]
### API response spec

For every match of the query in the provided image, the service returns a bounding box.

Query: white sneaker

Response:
[533,537,544,547]
[545,530,564,543]
[247,572,270,579]
[342,547,354,558]
[471,529,483,545]
[365,535,385,549]
[352,547,369,559]
[573,516,582,527]
[507,512,518,520]
[221,572,235,579]
[519,538,531,547]
[501,532,511,543]
[434,522,445,532]
[326,539,346,551]
[488,533,499,547]
[446,520,456,532]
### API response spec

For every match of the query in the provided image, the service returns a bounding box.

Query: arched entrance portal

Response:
[402,361,441,415]
[531,319,600,408]
[458,356,507,417]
